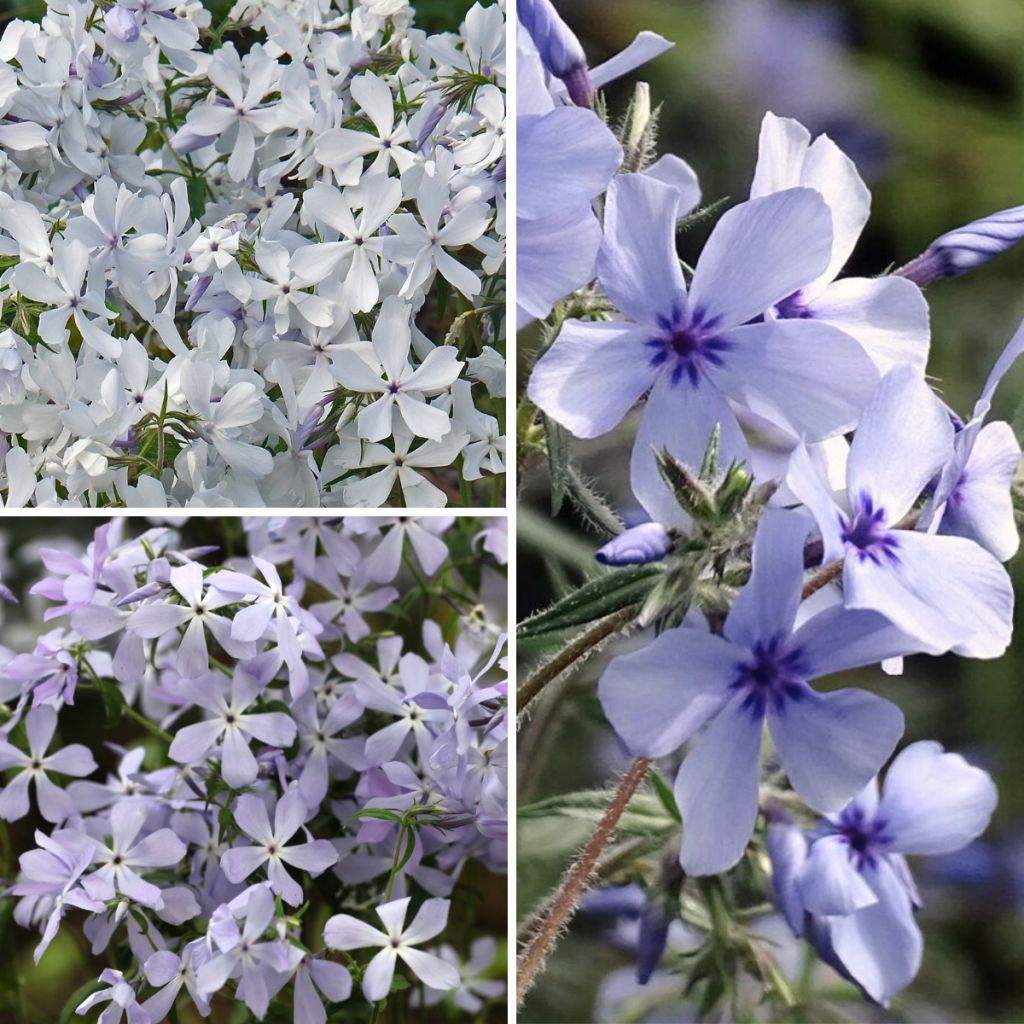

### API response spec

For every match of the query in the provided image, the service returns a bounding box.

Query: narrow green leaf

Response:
[543,414,572,517]
[517,565,661,640]
[519,789,676,838]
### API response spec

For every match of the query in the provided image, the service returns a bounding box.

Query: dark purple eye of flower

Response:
[840,493,900,566]
[835,804,892,870]
[645,307,731,388]
[730,634,809,718]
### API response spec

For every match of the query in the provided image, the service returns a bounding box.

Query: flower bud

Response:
[104,5,140,44]
[635,903,670,985]
[896,203,1024,286]
[595,522,672,566]
[518,0,595,107]
[626,82,651,151]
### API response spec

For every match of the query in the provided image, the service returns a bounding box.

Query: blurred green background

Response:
[518,1,1024,1021]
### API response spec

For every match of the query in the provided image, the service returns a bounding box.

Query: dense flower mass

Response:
[0,0,506,507]
[516,1,1024,1019]
[0,515,507,1021]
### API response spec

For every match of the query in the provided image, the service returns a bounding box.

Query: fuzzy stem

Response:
[516,606,636,719]
[516,757,652,1006]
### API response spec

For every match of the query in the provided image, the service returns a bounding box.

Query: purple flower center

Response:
[731,634,809,718]
[839,493,900,565]
[646,306,731,388]
[834,804,892,871]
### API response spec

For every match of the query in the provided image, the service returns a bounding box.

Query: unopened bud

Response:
[626,82,651,151]
[104,5,140,43]
[595,522,672,566]
[518,0,595,107]
[896,203,1024,286]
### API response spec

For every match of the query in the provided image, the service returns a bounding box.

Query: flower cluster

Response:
[518,0,1023,1015]
[0,0,506,508]
[0,515,507,1021]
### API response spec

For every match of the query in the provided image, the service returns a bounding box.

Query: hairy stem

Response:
[516,606,636,720]
[516,757,652,1006]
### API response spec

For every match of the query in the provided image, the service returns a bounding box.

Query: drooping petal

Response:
[688,188,832,330]
[33,773,73,823]
[878,741,997,855]
[361,948,398,1003]
[597,173,686,325]
[845,530,1013,659]
[517,108,622,222]
[220,727,259,788]
[674,693,763,875]
[846,365,953,522]
[517,208,603,324]
[598,628,737,759]
[828,857,923,1005]
[527,320,658,438]
[769,687,904,813]
[797,834,878,915]
[939,421,1021,562]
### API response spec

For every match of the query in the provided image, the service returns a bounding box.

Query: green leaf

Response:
[519,789,677,838]
[650,769,682,823]
[517,565,661,640]
[543,414,572,517]
[390,974,411,992]
[95,677,125,726]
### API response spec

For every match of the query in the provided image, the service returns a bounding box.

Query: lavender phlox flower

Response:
[67,746,169,815]
[324,896,460,1001]
[196,884,302,1018]
[600,508,915,875]
[350,515,454,583]
[167,661,297,788]
[292,953,353,1024]
[789,363,1014,658]
[897,203,1024,286]
[922,314,1024,562]
[752,112,930,373]
[308,562,398,644]
[292,691,364,808]
[770,742,997,1003]
[357,657,452,767]
[141,940,213,1020]
[75,968,149,1024]
[220,789,338,906]
[210,555,325,698]
[11,827,103,963]
[0,704,97,822]
[127,560,255,678]
[82,802,187,909]
[529,174,880,530]
[1,632,79,707]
